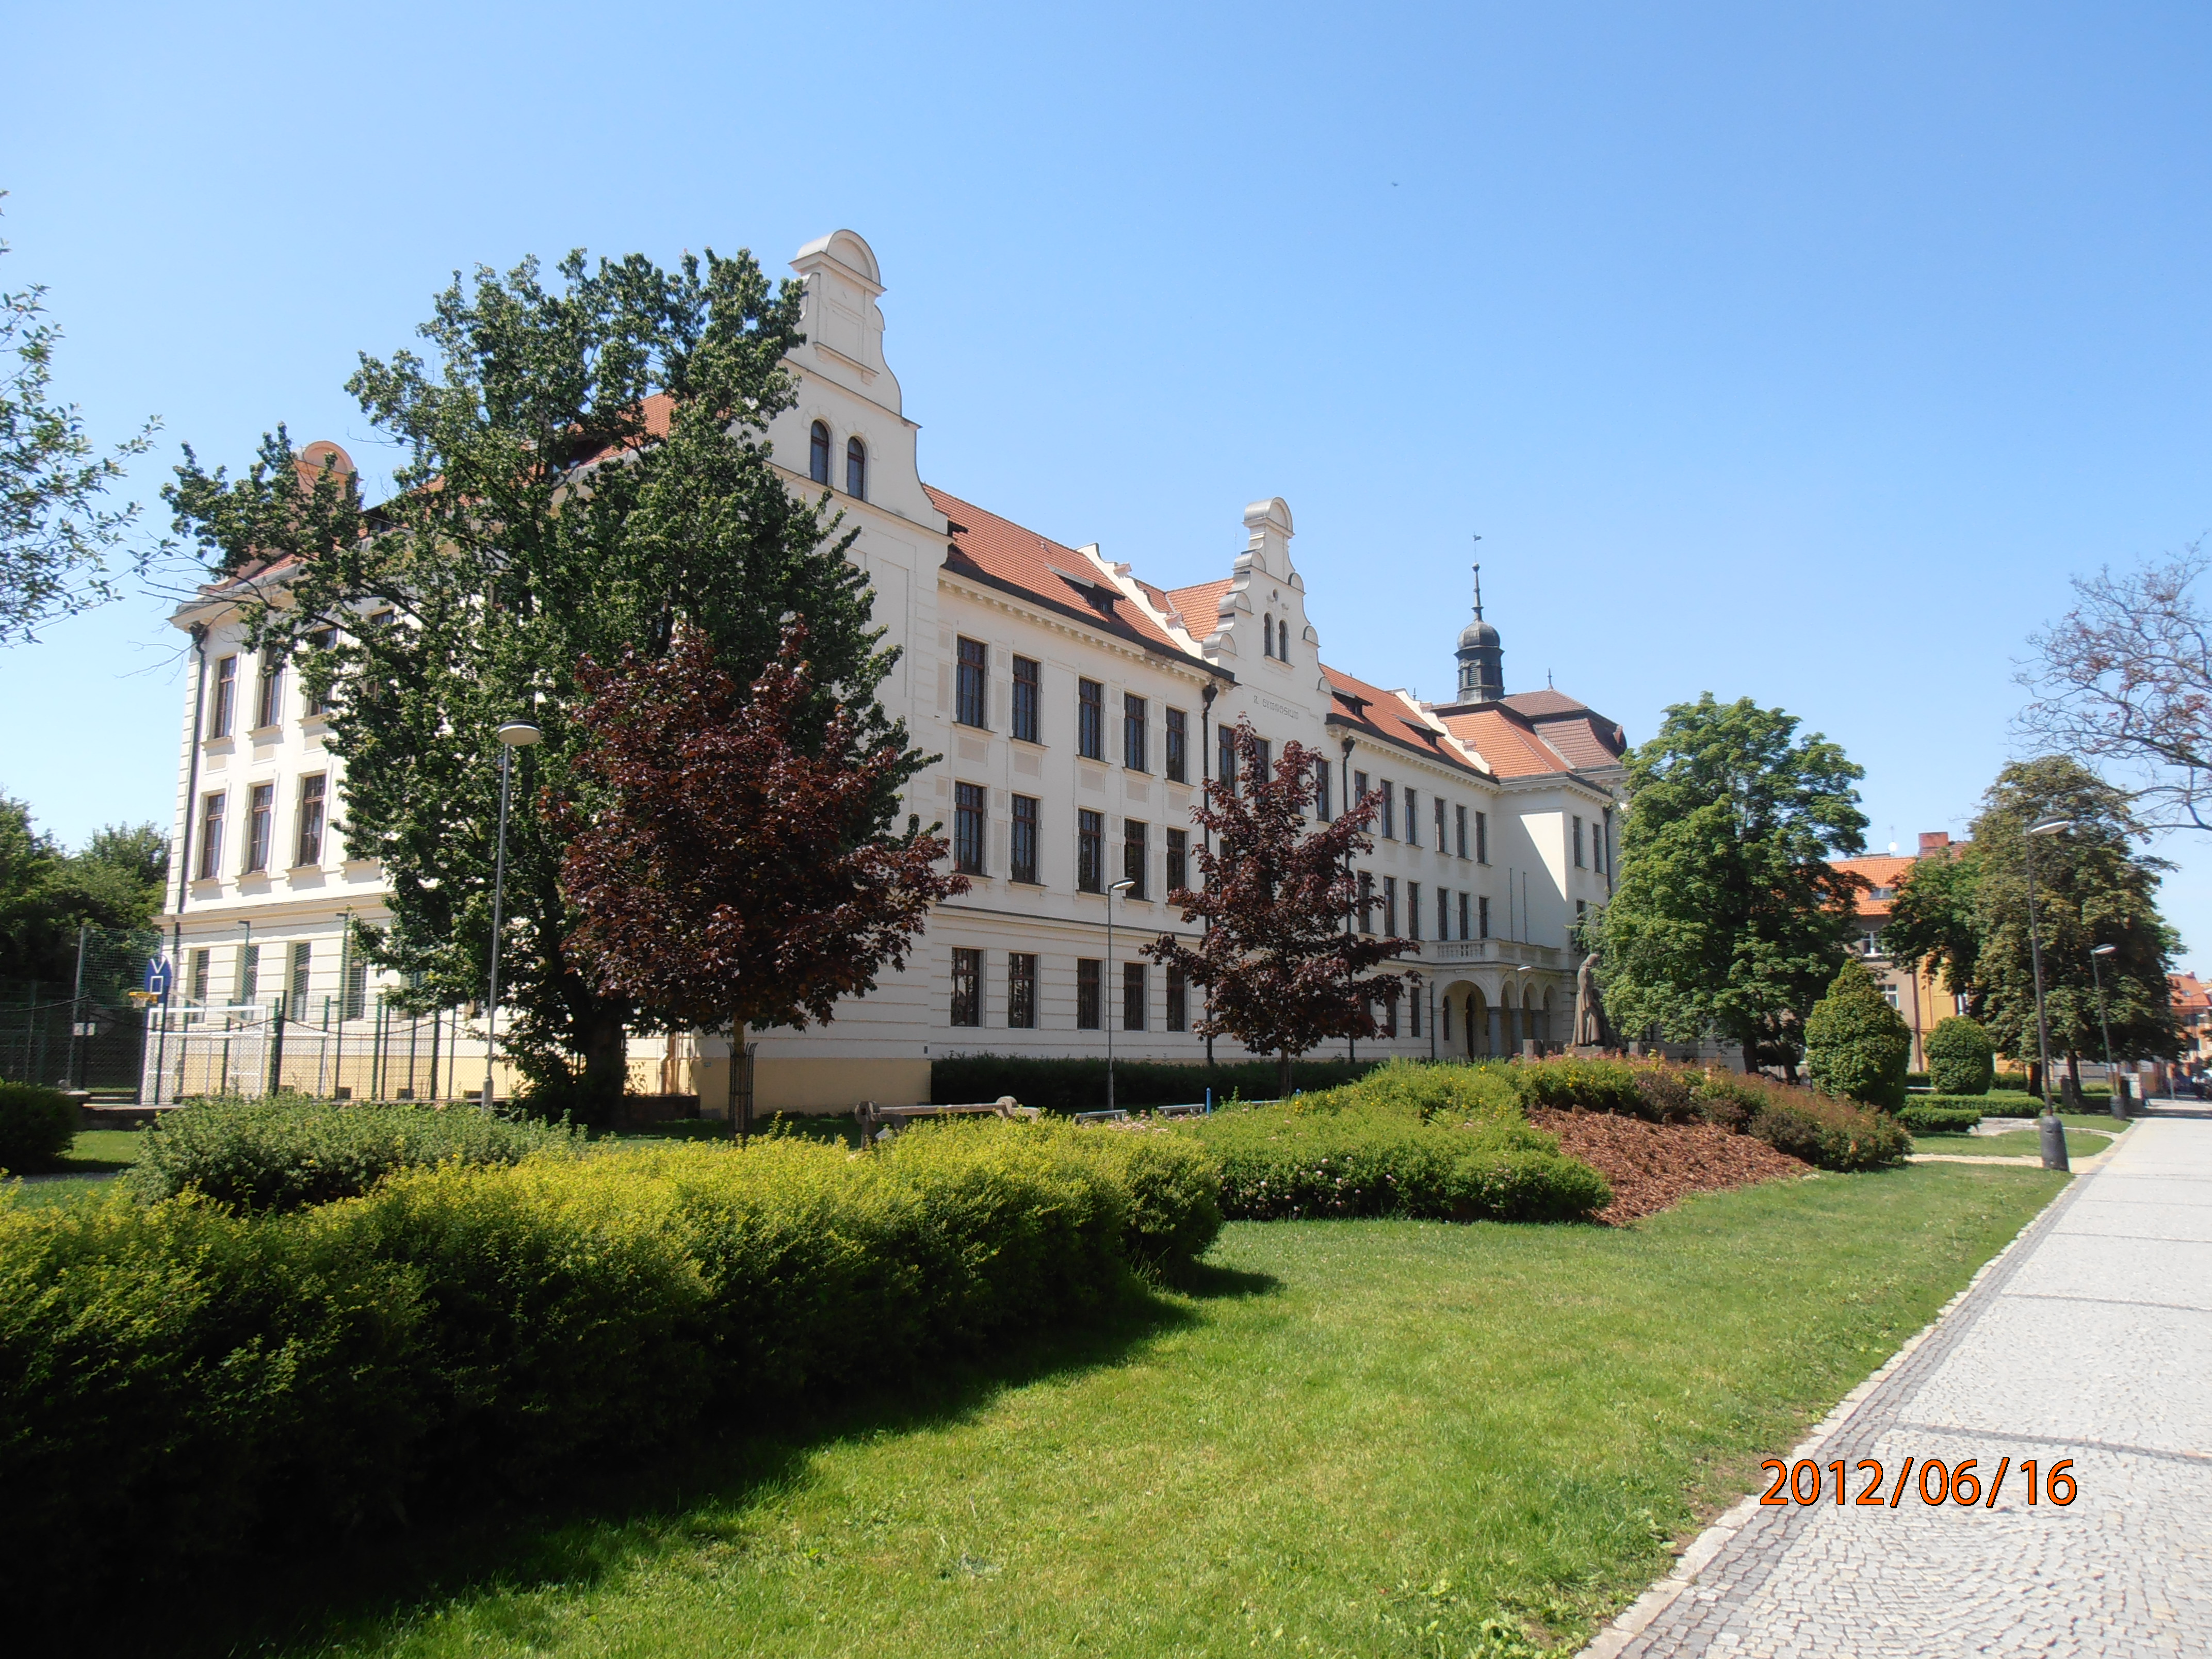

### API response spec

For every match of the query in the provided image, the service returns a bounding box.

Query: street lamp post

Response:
[2025,817,2075,1170]
[1108,878,1135,1113]
[2090,942,2124,1119]
[481,721,543,1109]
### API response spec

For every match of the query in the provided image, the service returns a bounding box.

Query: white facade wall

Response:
[155,230,1621,1110]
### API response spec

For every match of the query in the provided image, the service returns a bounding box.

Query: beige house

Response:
[156,230,1628,1113]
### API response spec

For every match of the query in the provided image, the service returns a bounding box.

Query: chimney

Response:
[1917,831,1951,858]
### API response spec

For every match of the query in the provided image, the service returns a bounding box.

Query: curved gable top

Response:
[793,229,882,291]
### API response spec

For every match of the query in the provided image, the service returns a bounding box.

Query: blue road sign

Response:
[145,957,173,996]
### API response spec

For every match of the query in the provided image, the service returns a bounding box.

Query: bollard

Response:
[2038,1112,2071,1172]
[2110,1077,2130,1121]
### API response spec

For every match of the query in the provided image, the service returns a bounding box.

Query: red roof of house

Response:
[1833,854,1914,919]
[1436,705,1580,779]
[1321,665,1488,776]
[1163,578,1234,641]
[2172,972,2211,1013]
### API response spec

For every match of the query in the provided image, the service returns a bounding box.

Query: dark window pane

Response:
[1123,692,1147,771]
[1314,757,1331,820]
[1403,789,1416,844]
[1408,881,1421,941]
[1011,794,1039,884]
[1078,808,1103,893]
[810,420,831,484]
[1077,958,1101,1029]
[954,782,986,875]
[1122,819,1146,898]
[296,775,327,867]
[950,947,981,1027]
[1476,811,1488,864]
[1008,952,1036,1028]
[1164,708,1186,781]
[1165,966,1186,1032]
[1012,656,1040,743]
[197,792,225,880]
[1359,871,1375,934]
[246,783,274,873]
[1166,827,1187,894]
[1122,962,1146,1032]
[1247,738,1271,790]
[1435,796,1446,852]
[955,637,987,728]
[845,435,867,499]
[1379,781,1394,840]
[1078,679,1104,759]
[212,656,237,738]
[1384,875,1397,936]
[1218,726,1237,795]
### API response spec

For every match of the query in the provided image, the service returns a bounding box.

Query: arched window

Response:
[846,435,867,500]
[1277,617,1291,660]
[809,420,831,485]
[1261,613,1274,658]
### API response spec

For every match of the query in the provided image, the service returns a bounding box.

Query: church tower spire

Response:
[1455,558,1505,703]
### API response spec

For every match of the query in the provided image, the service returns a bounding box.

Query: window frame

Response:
[244,782,275,874]
[1164,707,1186,781]
[1383,874,1397,936]
[1165,964,1187,1032]
[1379,780,1394,840]
[1123,692,1148,772]
[1011,656,1041,743]
[1010,793,1040,885]
[253,651,284,730]
[953,782,987,875]
[1359,870,1375,934]
[196,791,226,881]
[1314,756,1331,820]
[1121,962,1147,1032]
[1218,727,1238,796]
[1165,826,1188,894]
[845,434,867,499]
[954,637,988,728]
[1077,678,1104,760]
[1077,808,1104,893]
[303,628,336,716]
[1573,815,1585,868]
[1122,818,1147,899]
[1456,803,1469,859]
[294,774,327,868]
[210,655,238,739]
[809,419,831,485]
[1408,881,1421,941]
[949,947,982,1028]
[1076,958,1102,1030]
[1475,810,1488,865]
[1008,952,1037,1028]
[288,940,312,1010]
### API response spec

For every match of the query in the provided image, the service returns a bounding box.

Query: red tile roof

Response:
[1832,854,1914,918]
[1438,706,1576,778]
[1319,666,1487,776]
[922,484,1212,668]
[1164,578,1234,641]
[2172,972,2211,1014]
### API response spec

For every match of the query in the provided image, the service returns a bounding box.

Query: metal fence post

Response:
[268,993,286,1097]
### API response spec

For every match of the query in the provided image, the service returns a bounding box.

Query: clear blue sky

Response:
[7,2,2212,964]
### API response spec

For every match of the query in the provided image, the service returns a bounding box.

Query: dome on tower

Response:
[1458,613,1500,651]
[1453,561,1505,704]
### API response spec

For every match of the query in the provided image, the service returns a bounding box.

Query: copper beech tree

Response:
[1146,720,1414,1095]
[558,625,964,1132]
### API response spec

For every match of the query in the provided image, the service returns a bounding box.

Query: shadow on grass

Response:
[60,1270,1256,1659]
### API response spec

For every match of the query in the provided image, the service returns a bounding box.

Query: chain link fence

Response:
[141,998,489,1105]
[0,926,164,1096]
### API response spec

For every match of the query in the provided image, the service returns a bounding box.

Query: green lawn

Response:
[1912,1128,2118,1160]
[145,1161,2062,1659]
[1,1127,145,1210]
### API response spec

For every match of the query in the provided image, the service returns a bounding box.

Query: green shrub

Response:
[1686,1068,1909,1170]
[1181,1105,1608,1223]
[1284,1058,1523,1124]
[0,1117,1216,1608]
[0,1082,77,1174]
[1898,1101,1983,1134]
[1802,961,1911,1111]
[126,1095,581,1212]
[1923,1017,1994,1096]
[932,1053,1376,1113]
[1508,1055,1646,1115]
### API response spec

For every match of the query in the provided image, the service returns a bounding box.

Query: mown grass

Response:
[0,1126,145,1209]
[1911,1128,2119,1159]
[107,1161,2065,1659]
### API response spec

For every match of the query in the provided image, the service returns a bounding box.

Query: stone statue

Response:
[1574,951,1607,1048]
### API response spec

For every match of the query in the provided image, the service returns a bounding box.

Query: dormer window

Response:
[809,420,831,485]
[846,436,867,500]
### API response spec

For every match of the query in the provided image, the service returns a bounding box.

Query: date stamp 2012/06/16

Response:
[1759,1456,2077,1510]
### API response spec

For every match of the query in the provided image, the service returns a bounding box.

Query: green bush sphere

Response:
[1923,1016,1995,1097]
[0,1082,77,1174]
[1802,960,1912,1112]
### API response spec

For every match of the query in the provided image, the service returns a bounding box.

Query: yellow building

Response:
[1832,832,1966,1074]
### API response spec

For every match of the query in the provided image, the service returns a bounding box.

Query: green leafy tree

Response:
[1596,694,1868,1075]
[1,197,158,644]
[1802,958,1911,1110]
[0,794,167,988]
[166,248,904,1117]
[1882,841,1984,1004]
[1923,1015,1994,1096]
[1964,757,2179,1087]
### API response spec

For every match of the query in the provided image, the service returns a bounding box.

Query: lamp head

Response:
[1109,879,1135,894]
[496,721,543,749]
[2093,944,2118,957]
[2027,817,2075,837]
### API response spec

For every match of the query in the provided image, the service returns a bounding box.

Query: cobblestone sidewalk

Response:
[1589,1108,2212,1659]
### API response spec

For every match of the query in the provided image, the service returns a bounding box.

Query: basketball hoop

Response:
[127,989,160,1010]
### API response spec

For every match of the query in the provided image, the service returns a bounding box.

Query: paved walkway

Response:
[1591,1106,2212,1659]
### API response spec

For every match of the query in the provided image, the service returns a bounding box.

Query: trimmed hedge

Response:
[1899,1101,1984,1134]
[1924,1017,1995,1096]
[0,1082,77,1174]
[125,1096,582,1212]
[0,1117,1217,1607]
[931,1053,1378,1113]
[1802,961,1911,1111]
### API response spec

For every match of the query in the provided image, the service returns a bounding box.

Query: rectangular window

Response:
[1166,965,1187,1032]
[1478,895,1491,939]
[1882,983,1900,1011]
[1077,958,1101,1029]
[1218,726,1238,796]
[304,627,336,716]
[1475,810,1488,864]
[1123,818,1147,898]
[196,791,226,880]
[1409,982,1422,1039]
[1010,794,1039,884]
[1166,827,1188,894]
[288,940,312,1010]
[1573,815,1585,868]
[342,952,367,1021]
[1381,781,1396,839]
[1408,881,1421,941]
[1077,808,1103,893]
[1598,817,1609,876]
[1123,962,1146,1032]
[1383,875,1398,936]
[1012,656,1040,743]
[1078,678,1104,759]
[1404,789,1417,844]
[1576,899,1588,923]
[1384,994,1398,1039]
[1436,797,1446,852]
[953,782,986,875]
[254,650,284,729]
[1245,736,1272,791]
[1354,772,1369,818]
[1124,692,1148,771]
[243,783,274,873]
[210,655,238,738]
[1314,757,1331,820]
[295,774,326,868]
[1008,952,1036,1028]
[1438,887,1450,940]
[950,947,981,1027]
[955,637,987,728]
[236,942,259,1004]
[1456,804,1469,859]
[189,948,210,1004]
[1359,871,1375,934]
[1164,708,1187,781]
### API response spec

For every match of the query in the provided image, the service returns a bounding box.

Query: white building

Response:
[155,229,1628,1112]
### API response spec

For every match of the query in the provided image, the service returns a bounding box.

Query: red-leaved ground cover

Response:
[1526,1107,1810,1226]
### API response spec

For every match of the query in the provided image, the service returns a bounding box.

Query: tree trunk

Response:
[577,1002,628,1126]
[1739,1033,1760,1075]
[2063,1051,2084,1110]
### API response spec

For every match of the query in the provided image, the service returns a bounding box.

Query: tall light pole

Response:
[481,720,542,1108]
[2090,942,2123,1118]
[1108,877,1135,1112]
[2025,817,2074,1170]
